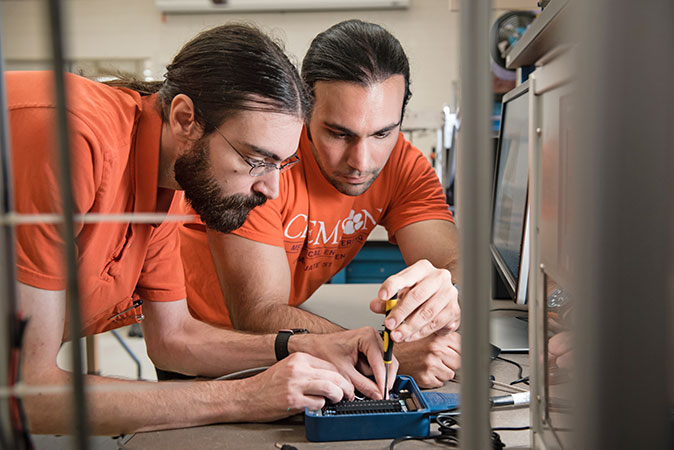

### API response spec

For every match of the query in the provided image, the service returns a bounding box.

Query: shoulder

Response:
[384,133,433,175]
[67,74,143,146]
[7,71,142,146]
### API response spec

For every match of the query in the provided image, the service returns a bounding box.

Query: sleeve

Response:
[13,108,99,290]
[379,138,454,243]
[135,194,187,301]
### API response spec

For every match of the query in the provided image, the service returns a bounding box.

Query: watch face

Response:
[291,328,309,334]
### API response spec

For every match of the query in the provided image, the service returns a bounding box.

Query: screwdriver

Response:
[382,296,398,400]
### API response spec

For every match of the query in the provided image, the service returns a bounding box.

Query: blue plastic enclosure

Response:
[305,375,460,442]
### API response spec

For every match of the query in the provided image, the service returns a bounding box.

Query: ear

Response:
[168,94,203,142]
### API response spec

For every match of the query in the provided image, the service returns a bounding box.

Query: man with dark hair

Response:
[9,23,395,435]
[180,20,462,388]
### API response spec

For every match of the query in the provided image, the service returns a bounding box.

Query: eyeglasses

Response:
[212,127,300,177]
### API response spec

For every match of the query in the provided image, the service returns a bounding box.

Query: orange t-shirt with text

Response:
[181,128,453,329]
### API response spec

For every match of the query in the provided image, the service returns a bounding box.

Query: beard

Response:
[317,161,381,196]
[174,138,267,233]
[307,138,381,196]
[326,170,379,196]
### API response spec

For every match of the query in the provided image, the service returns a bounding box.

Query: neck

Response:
[158,122,182,190]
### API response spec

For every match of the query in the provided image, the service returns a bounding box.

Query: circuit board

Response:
[305,375,435,441]
[320,389,421,416]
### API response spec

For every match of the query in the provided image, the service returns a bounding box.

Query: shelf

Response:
[505,0,569,69]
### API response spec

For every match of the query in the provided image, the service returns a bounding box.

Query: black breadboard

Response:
[322,399,405,415]
[321,390,420,416]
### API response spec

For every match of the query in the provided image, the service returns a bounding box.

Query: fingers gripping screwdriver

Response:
[383,296,398,400]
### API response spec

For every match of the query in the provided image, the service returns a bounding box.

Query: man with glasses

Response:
[9,23,394,436]
[215,126,301,175]
[180,20,462,389]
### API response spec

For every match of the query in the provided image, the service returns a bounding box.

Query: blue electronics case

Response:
[305,375,460,442]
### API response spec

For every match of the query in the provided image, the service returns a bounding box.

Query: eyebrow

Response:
[241,143,284,162]
[323,121,401,137]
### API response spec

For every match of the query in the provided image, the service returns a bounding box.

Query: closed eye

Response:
[328,129,350,139]
[245,157,274,169]
[244,156,264,165]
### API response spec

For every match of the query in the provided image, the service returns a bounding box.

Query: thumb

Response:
[370,298,387,314]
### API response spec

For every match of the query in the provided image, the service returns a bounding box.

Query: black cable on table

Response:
[494,355,524,380]
[389,415,506,449]
[489,308,529,313]
[510,375,530,386]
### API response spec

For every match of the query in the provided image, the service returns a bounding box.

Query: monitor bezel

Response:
[489,80,530,304]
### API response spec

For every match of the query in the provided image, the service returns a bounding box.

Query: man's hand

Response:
[370,259,460,342]
[395,332,461,388]
[237,352,354,422]
[290,327,398,400]
[548,331,573,370]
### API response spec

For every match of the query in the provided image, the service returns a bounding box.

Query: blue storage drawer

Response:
[331,242,406,284]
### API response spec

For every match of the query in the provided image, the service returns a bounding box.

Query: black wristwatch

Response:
[275,328,309,361]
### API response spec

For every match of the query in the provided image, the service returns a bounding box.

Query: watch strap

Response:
[274,328,309,361]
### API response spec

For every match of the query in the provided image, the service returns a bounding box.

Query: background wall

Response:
[0,0,536,156]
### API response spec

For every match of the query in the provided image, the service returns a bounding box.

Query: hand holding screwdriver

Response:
[370,260,460,341]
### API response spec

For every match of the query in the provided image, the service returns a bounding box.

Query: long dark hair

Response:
[107,23,309,132]
[301,19,412,121]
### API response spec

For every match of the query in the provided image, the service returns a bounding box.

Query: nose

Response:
[345,139,370,174]
[252,169,279,200]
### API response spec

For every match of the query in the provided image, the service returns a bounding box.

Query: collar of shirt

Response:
[132,94,172,223]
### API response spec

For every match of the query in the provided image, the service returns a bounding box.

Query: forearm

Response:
[397,220,461,281]
[207,231,343,334]
[145,318,277,377]
[446,222,461,277]
[440,250,460,282]
[421,229,460,280]
[23,370,251,435]
[232,302,345,334]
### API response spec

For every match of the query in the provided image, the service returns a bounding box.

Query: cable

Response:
[490,391,530,408]
[389,415,507,449]
[422,406,459,417]
[489,307,528,313]
[388,367,532,449]
[389,434,448,449]
[388,389,532,449]
[8,316,34,450]
[490,379,528,393]
[215,367,268,380]
[494,356,523,380]
[510,375,530,386]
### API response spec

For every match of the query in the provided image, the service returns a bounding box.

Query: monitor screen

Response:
[490,81,530,304]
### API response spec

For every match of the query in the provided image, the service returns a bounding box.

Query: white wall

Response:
[0,0,535,155]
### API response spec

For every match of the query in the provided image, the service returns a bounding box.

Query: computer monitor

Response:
[490,80,530,305]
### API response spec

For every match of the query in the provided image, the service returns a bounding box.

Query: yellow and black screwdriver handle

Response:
[383,296,398,365]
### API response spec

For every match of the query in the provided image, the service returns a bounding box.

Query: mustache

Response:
[186,191,267,234]
[213,191,267,210]
[335,169,376,178]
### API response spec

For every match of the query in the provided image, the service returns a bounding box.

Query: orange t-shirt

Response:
[181,127,453,329]
[8,71,186,339]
